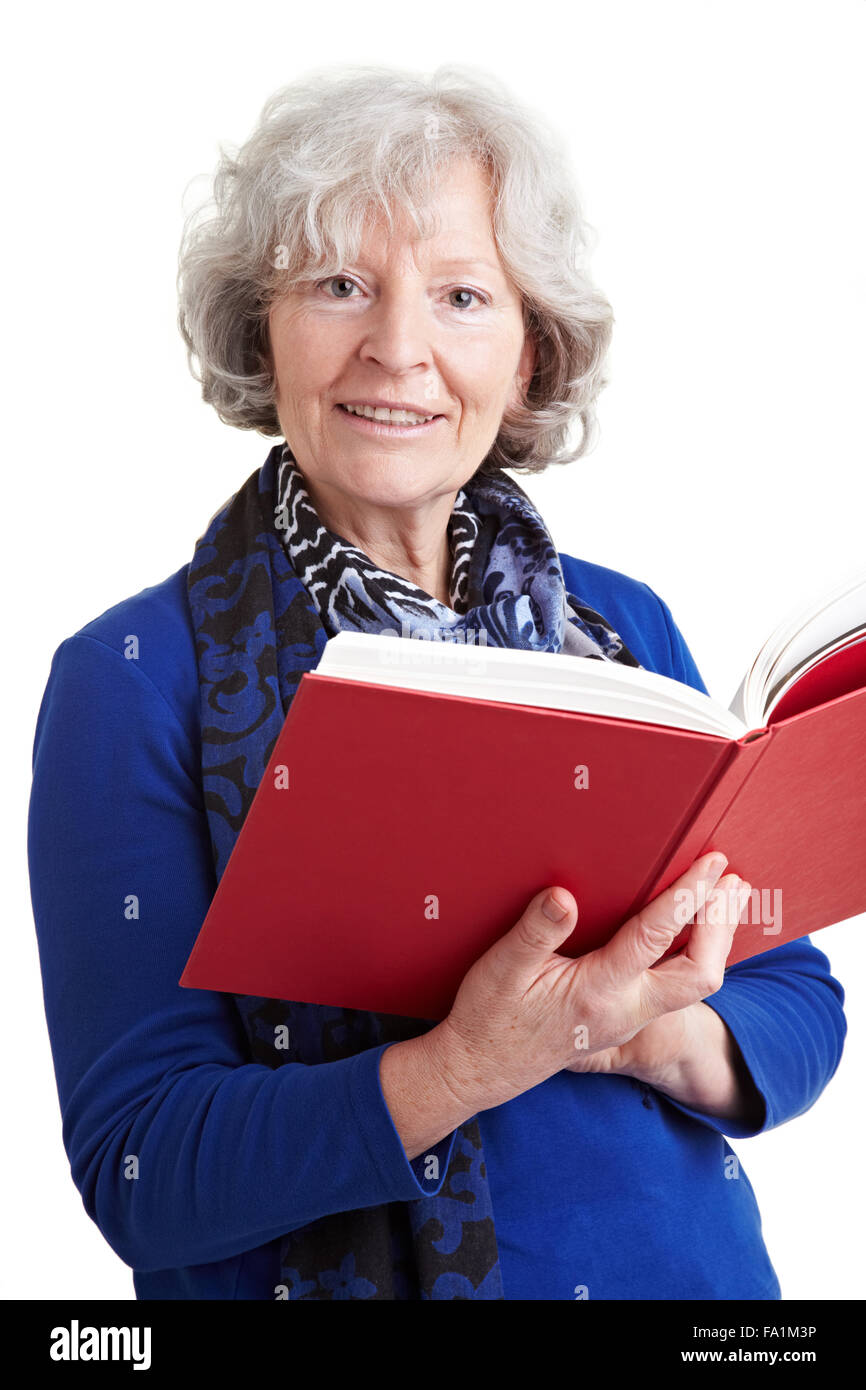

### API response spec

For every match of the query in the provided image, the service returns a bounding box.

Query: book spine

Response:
[620,730,774,924]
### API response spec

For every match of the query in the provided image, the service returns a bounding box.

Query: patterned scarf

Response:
[187,441,640,1300]
[273,447,641,659]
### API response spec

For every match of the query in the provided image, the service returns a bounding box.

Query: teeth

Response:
[342,403,436,425]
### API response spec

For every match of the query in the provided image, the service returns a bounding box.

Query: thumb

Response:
[485,887,578,984]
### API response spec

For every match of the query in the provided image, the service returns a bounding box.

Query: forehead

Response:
[358,158,501,272]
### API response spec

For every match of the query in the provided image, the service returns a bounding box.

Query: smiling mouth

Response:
[337,403,442,427]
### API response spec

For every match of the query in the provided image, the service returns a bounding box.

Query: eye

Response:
[321,276,360,299]
[448,286,488,310]
[316,277,488,308]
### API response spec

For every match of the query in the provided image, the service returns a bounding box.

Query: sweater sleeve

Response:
[27,633,455,1275]
[637,585,848,1139]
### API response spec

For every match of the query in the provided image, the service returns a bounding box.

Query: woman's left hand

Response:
[564,884,765,1128]
[566,998,698,1081]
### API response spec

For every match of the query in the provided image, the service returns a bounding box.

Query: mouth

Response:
[335,402,444,435]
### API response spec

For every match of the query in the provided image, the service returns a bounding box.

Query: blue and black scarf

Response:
[187,441,640,1300]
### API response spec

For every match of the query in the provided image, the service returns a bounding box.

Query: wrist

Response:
[645,1004,764,1128]
[611,1003,705,1092]
[378,1023,487,1163]
[426,1015,502,1114]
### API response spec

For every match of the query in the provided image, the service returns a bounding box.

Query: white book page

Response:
[315,631,747,739]
[729,567,866,726]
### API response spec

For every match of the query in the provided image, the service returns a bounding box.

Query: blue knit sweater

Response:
[27,553,846,1299]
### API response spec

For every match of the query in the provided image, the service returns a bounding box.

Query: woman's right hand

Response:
[431,851,750,1113]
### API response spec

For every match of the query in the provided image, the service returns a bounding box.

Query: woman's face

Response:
[267,157,535,519]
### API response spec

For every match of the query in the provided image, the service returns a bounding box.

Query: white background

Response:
[4,0,864,1299]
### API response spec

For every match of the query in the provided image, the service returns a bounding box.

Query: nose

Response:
[357,281,434,376]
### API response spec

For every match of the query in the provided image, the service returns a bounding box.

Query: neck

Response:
[301,476,457,608]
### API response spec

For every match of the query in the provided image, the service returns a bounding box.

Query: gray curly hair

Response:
[176,63,614,476]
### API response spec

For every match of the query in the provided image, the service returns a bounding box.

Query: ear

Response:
[509,332,537,410]
[260,315,274,375]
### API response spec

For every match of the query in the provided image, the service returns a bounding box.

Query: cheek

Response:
[449,330,523,395]
[270,309,336,394]
[272,348,328,410]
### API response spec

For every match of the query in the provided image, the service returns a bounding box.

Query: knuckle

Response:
[700,970,725,997]
[633,906,677,957]
[682,952,725,996]
[514,915,551,954]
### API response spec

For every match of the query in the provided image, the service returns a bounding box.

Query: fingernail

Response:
[543,891,569,922]
[706,853,728,878]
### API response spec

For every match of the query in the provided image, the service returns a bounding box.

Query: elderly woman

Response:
[28,64,845,1302]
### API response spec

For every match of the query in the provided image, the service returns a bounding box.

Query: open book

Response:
[180,568,866,1019]
[315,567,866,741]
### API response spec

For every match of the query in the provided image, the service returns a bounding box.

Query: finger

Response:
[593,852,729,986]
[681,874,751,985]
[483,886,578,985]
[641,877,751,1015]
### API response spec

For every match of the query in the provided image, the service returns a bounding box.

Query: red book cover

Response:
[180,649,866,1019]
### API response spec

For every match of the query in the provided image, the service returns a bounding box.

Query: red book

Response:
[180,571,866,1019]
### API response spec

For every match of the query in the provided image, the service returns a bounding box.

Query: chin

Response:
[333,455,457,500]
